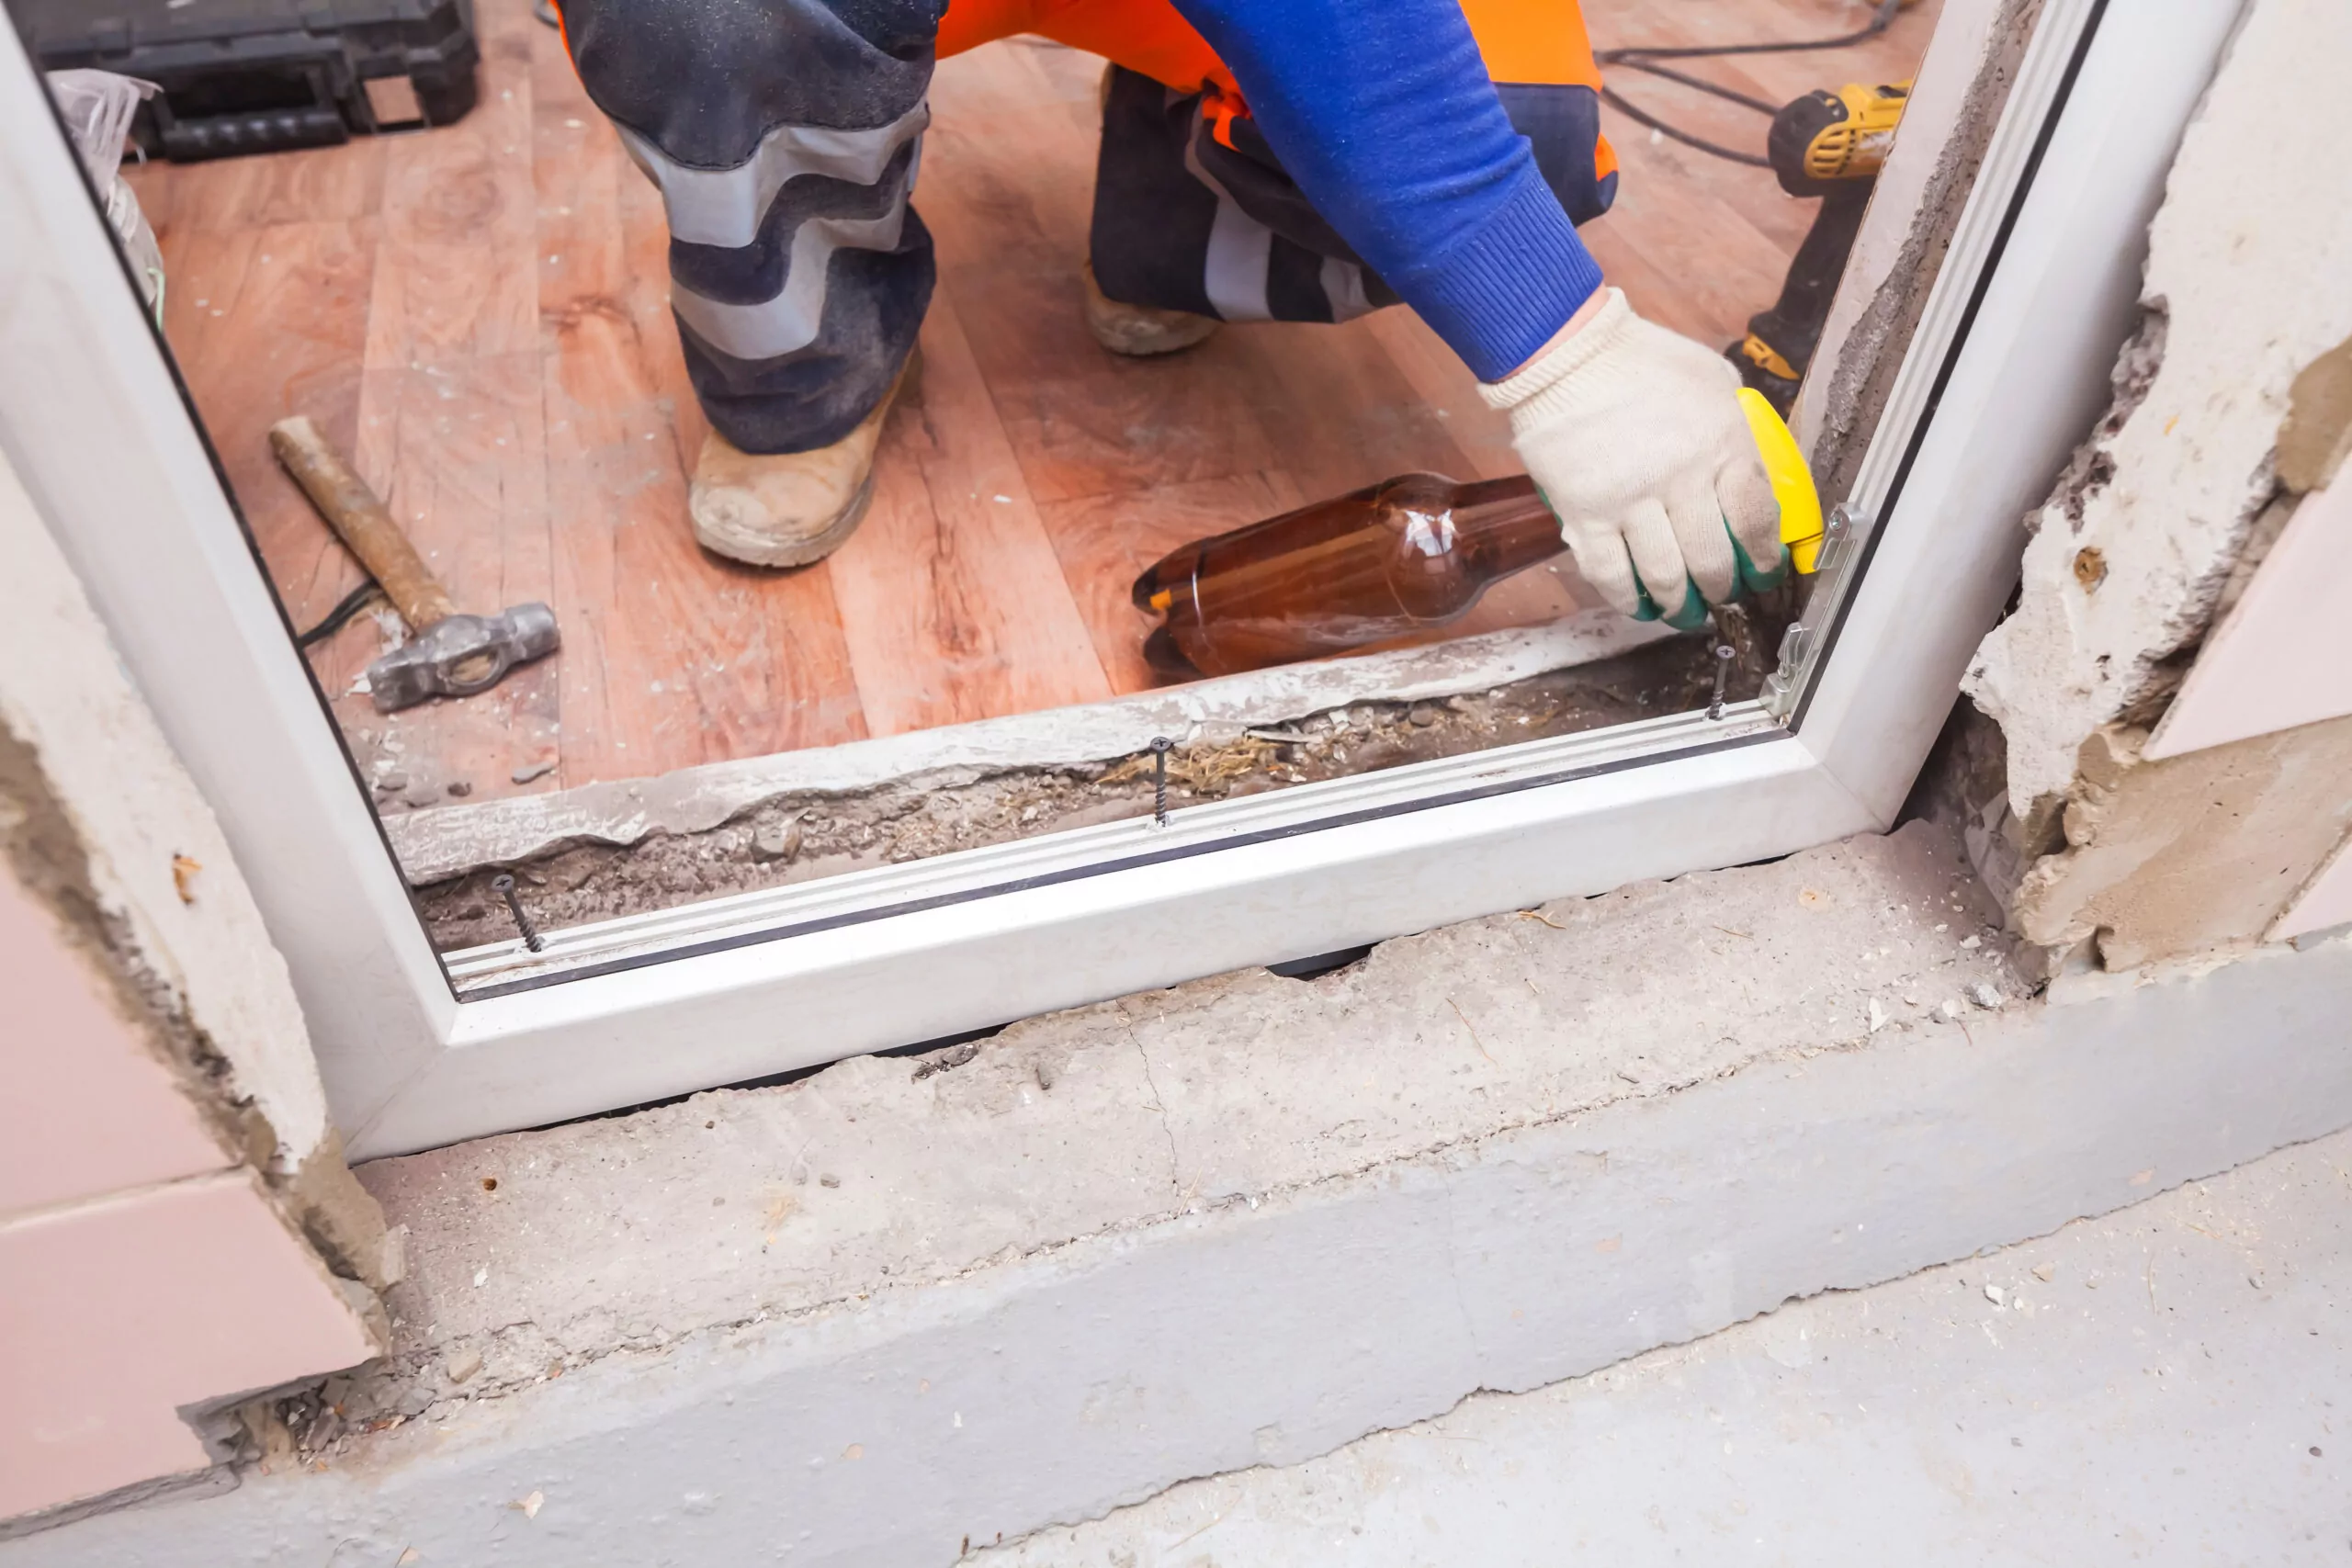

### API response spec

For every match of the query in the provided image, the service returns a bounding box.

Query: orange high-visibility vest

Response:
[937,0,1612,177]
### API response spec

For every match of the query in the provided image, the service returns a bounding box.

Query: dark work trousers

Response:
[1092,67,1616,333]
[562,0,1616,455]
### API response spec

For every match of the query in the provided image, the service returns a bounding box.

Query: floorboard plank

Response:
[363,1,541,370]
[124,137,385,235]
[829,287,1115,735]
[150,219,380,633]
[921,45,1283,507]
[1227,315,1487,506]
[1580,0,1946,347]
[1588,137,1807,351]
[1363,310,1524,485]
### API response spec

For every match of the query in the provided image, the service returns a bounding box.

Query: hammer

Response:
[268,416,560,713]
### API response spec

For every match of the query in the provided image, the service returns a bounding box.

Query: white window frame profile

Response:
[0,0,2243,1157]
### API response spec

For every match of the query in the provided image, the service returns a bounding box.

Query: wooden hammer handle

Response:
[268,416,457,630]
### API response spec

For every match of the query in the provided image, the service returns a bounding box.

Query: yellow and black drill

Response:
[1729,78,1911,413]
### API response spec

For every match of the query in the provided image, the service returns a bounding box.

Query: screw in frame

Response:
[1707,643,1736,721]
[1149,736,1174,827]
[490,873,546,953]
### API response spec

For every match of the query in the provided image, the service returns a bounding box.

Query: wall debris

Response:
[2010,716,2352,967]
[1967,3,2352,827]
[1964,0,2352,966]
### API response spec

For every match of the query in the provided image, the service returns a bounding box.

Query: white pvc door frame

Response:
[0,0,2242,1156]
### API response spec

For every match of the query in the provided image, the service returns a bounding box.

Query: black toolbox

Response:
[13,0,479,162]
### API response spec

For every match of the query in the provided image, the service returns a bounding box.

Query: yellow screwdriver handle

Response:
[1737,388,1826,574]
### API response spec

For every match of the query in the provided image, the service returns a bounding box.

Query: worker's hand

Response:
[1481,288,1787,627]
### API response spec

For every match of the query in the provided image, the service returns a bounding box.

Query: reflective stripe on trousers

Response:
[614,102,929,250]
[560,0,942,455]
[621,108,929,364]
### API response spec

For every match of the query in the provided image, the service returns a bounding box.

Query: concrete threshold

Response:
[12,823,2349,1565]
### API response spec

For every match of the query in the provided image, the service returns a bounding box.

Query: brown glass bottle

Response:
[1132,472,1564,678]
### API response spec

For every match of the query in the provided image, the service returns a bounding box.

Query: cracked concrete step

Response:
[349,822,2024,1405]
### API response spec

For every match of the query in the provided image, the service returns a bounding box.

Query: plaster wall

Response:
[0,445,384,1526]
[1967,0,2352,868]
[0,852,229,1214]
[0,443,328,1172]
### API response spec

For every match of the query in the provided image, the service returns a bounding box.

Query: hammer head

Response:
[367,603,560,713]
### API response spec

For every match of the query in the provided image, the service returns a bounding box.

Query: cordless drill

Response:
[1729,78,1911,414]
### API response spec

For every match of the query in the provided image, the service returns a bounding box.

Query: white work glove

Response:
[1480,288,1787,628]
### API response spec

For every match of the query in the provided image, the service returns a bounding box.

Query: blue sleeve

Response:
[1167,0,1604,380]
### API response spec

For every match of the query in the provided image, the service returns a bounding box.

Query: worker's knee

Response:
[1496,83,1618,225]
[562,0,944,165]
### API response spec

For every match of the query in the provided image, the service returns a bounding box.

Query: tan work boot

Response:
[1082,262,1220,358]
[687,353,919,568]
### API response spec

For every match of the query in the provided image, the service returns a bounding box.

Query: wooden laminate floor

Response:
[125,0,1937,811]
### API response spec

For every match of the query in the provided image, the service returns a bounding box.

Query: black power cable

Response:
[296,579,388,648]
[1594,0,1909,167]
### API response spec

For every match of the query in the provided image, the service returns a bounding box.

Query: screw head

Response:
[1149,736,1173,754]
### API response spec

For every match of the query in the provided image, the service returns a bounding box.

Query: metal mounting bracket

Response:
[1760,502,1871,722]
